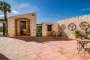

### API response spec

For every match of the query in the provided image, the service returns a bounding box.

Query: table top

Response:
[76,39,90,42]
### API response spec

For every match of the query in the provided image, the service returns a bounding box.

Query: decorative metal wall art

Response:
[79,22,89,30]
[68,23,76,31]
[61,24,66,30]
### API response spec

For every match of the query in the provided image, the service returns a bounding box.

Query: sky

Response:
[0,0,90,26]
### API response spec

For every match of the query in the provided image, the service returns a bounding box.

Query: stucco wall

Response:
[8,12,36,37]
[42,22,58,36]
[57,14,90,39]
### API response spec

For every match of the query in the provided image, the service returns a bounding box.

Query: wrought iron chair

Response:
[56,32,62,40]
[52,31,56,38]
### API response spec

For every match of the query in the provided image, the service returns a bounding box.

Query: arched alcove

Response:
[15,18,31,36]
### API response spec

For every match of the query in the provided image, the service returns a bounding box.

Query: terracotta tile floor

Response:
[0,36,90,60]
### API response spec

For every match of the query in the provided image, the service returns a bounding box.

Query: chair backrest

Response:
[52,31,56,35]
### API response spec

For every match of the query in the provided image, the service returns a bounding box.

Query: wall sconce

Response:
[32,14,34,16]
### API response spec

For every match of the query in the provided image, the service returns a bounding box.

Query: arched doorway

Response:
[15,18,30,36]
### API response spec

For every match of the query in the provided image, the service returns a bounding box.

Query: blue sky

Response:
[0,0,90,25]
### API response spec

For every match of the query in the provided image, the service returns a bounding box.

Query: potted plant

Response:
[74,29,81,38]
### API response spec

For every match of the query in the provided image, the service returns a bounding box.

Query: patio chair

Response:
[52,31,56,38]
[58,32,62,38]
[56,31,59,39]
[56,32,62,40]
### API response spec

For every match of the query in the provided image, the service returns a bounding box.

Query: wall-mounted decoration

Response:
[79,22,89,30]
[61,24,66,30]
[68,23,76,31]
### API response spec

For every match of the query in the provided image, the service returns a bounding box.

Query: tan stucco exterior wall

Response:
[42,22,58,36]
[8,12,36,37]
[57,14,90,39]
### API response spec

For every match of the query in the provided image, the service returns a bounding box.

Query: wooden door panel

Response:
[16,20,20,36]
[47,25,52,36]
[26,20,30,36]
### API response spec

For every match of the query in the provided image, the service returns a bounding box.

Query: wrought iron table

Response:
[76,39,90,56]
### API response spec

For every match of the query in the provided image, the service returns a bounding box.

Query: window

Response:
[47,25,52,31]
[21,21,26,29]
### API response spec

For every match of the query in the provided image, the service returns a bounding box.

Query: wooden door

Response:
[47,25,52,36]
[16,20,20,36]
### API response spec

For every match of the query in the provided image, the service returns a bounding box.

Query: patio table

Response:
[76,39,90,56]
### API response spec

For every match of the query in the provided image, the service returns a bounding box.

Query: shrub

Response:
[74,29,81,38]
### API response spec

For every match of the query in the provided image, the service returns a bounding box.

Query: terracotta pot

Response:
[75,34,80,38]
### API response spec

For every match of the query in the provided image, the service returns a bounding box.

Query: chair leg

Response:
[52,35,54,38]
[77,41,80,50]
[78,44,82,54]
[57,36,58,40]
[77,42,78,50]
[53,35,54,38]
[55,35,56,38]
[83,49,86,57]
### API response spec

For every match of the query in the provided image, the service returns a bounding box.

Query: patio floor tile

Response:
[45,52,61,60]
[34,53,48,60]
[27,54,36,60]
[51,55,68,60]
[0,36,90,60]
[70,56,82,60]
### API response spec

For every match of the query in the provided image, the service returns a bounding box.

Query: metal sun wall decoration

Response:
[79,22,90,30]
[68,23,76,31]
[61,24,66,30]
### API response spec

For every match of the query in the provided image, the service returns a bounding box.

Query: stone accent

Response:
[57,14,90,39]
[8,12,36,37]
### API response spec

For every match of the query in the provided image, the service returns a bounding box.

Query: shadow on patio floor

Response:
[12,36,74,43]
[0,53,9,60]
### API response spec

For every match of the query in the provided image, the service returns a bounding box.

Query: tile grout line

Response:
[8,39,17,59]
[17,40,21,60]
[24,40,28,60]
[1,38,12,53]
[0,38,5,42]
[0,38,8,47]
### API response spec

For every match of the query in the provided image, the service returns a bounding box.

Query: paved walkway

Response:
[0,32,3,37]
[0,36,90,60]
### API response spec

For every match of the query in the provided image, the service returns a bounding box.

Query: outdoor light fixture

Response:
[32,13,34,16]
